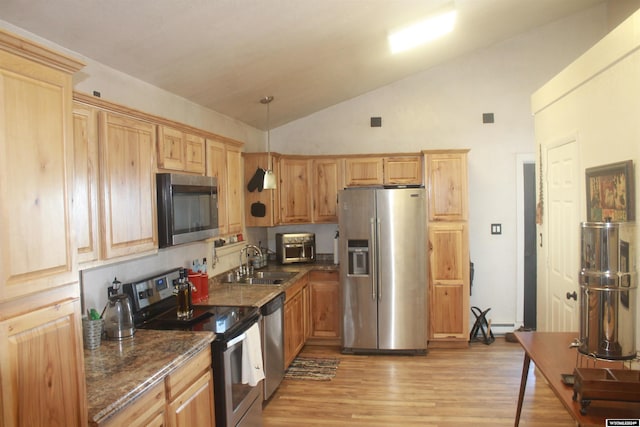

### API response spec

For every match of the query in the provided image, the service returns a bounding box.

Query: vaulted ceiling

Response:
[0,0,604,129]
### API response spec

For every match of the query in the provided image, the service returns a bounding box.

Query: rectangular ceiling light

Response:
[388,10,457,54]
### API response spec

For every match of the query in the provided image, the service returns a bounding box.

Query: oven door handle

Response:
[226,332,246,348]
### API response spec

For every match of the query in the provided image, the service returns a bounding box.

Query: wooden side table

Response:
[514,331,640,427]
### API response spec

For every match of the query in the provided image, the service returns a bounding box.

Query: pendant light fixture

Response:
[260,95,277,189]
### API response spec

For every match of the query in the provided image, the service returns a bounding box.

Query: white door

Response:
[546,140,580,332]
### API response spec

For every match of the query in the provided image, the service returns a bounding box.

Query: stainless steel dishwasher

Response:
[260,292,285,401]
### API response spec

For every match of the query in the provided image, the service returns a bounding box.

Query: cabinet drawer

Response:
[308,270,338,282]
[100,382,165,427]
[165,347,211,400]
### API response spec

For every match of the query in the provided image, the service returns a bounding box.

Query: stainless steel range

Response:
[123,268,263,427]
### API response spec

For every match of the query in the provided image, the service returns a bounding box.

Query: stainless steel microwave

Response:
[157,173,219,248]
[276,233,316,264]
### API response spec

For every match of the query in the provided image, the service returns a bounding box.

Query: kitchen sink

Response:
[221,270,297,285]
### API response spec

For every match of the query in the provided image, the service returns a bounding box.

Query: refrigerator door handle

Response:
[376,218,382,301]
[370,217,377,301]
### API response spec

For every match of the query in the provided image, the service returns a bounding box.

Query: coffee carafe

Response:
[103,277,135,340]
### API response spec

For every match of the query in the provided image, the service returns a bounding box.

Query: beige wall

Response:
[533,9,640,350]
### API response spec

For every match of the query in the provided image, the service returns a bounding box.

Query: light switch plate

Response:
[491,223,502,235]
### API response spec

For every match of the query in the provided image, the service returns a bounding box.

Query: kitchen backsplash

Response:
[80,224,338,315]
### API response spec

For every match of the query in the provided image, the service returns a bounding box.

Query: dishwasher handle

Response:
[261,292,285,315]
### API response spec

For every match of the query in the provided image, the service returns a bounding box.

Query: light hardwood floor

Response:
[263,338,575,426]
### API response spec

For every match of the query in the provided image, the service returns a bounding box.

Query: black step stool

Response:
[470,306,495,345]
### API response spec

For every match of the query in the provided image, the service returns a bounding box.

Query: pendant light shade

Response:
[260,96,277,190]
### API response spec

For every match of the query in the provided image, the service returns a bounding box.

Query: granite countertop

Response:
[201,260,339,307]
[84,329,215,425]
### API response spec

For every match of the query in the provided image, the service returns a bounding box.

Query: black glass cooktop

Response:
[138,305,260,341]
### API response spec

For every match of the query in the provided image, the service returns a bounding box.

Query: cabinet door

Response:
[167,370,215,427]
[0,49,77,302]
[426,152,468,221]
[184,133,205,174]
[157,125,185,171]
[312,158,340,223]
[225,144,243,234]
[344,157,383,186]
[383,156,423,185]
[428,223,469,341]
[0,297,87,426]
[283,291,303,369]
[279,157,311,223]
[309,271,340,339]
[99,112,158,259]
[73,103,100,263]
[206,139,228,235]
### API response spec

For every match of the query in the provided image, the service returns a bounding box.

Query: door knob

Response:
[566,291,577,301]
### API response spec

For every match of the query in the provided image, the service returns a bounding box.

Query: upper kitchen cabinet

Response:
[99,112,158,259]
[0,30,84,302]
[244,152,280,227]
[206,137,244,236]
[425,150,469,221]
[344,156,383,187]
[158,125,206,174]
[279,157,312,223]
[73,103,100,263]
[0,29,88,426]
[312,158,341,223]
[383,155,423,186]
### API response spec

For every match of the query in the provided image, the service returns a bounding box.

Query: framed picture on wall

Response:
[585,160,635,222]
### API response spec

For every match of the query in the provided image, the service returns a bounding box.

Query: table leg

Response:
[514,353,531,427]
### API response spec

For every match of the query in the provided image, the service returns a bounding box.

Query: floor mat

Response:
[284,356,340,381]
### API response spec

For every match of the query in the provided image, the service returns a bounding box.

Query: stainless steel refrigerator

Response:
[339,187,427,353]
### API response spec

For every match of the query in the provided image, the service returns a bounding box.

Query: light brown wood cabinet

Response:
[344,157,384,186]
[73,103,100,263]
[426,151,468,221]
[244,152,280,227]
[383,155,423,185]
[158,125,206,174]
[308,270,341,342]
[99,382,166,427]
[97,346,214,427]
[424,150,470,348]
[99,112,158,259]
[207,138,243,236]
[279,157,312,223]
[284,274,309,368]
[165,347,215,427]
[0,29,88,426]
[0,34,82,302]
[312,158,341,223]
[1,295,88,427]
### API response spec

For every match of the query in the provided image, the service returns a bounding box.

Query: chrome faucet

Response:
[239,244,263,276]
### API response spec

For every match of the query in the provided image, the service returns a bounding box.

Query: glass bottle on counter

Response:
[175,268,194,319]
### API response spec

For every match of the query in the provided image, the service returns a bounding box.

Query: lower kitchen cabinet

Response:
[428,222,470,347]
[0,293,88,427]
[283,274,309,368]
[96,346,214,427]
[165,347,215,427]
[308,270,341,343]
[100,382,166,427]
